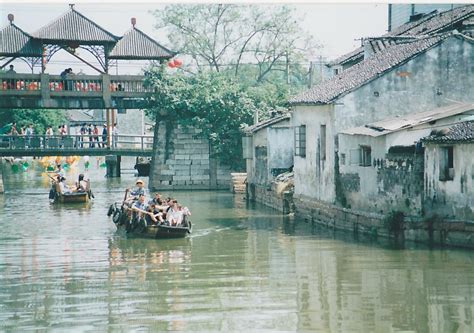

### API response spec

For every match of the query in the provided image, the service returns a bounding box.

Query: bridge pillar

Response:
[105,155,121,177]
[0,158,4,193]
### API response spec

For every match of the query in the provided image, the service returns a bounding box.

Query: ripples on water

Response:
[0,160,473,332]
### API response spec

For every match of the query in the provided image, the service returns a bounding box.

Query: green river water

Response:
[0,159,473,332]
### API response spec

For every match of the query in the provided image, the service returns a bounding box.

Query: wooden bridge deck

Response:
[0,134,153,157]
[0,73,151,109]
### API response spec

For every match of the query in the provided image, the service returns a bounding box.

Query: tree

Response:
[0,109,66,134]
[153,4,320,83]
[145,67,260,168]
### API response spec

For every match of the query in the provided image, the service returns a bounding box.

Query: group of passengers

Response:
[126,179,191,227]
[54,170,89,194]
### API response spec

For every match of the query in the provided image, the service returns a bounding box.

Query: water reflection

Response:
[0,160,473,331]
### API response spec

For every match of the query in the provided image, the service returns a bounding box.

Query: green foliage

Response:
[0,109,66,134]
[145,67,261,168]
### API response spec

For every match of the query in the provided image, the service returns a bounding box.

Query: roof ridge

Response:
[130,26,176,56]
[328,4,473,67]
[33,7,118,41]
[290,34,453,105]
[69,8,118,40]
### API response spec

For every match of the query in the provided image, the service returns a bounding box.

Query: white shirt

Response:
[59,181,71,194]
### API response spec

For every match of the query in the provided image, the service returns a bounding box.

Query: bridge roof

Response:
[0,23,42,57]
[109,26,175,60]
[33,7,118,44]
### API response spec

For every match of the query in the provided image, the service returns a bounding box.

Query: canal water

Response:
[0,158,473,332]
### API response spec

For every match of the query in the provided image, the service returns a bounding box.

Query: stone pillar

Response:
[105,155,121,177]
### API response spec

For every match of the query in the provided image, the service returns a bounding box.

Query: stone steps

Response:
[230,172,247,194]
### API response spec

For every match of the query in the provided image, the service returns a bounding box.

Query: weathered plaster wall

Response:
[337,115,472,216]
[247,129,267,186]
[246,119,293,188]
[335,37,473,133]
[150,122,231,190]
[424,143,474,220]
[292,104,336,202]
[292,36,473,205]
[267,125,294,172]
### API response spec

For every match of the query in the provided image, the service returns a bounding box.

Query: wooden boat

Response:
[56,191,90,203]
[134,157,151,177]
[119,223,192,239]
[50,180,92,203]
[109,202,192,239]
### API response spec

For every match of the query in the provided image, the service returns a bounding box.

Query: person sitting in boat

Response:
[75,174,88,192]
[131,194,157,224]
[59,177,72,194]
[55,164,65,178]
[146,204,165,225]
[148,192,162,206]
[167,200,184,226]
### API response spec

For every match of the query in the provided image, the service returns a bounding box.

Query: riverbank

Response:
[247,173,474,249]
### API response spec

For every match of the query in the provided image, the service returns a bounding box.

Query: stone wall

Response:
[248,183,293,214]
[294,195,474,249]
[150,122,231,190]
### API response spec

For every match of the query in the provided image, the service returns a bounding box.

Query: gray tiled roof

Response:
[341,103,474,137]
[109,27,175,60]
[290,34,451,105]
[423,121,474,143]
[0,23,42,57]
[243,114,290,134]
[328,5,474,67]
[34,8,118,43]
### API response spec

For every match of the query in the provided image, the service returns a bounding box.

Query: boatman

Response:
[128,179,147,199]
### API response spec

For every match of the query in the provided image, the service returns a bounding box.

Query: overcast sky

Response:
[0,2,388,74]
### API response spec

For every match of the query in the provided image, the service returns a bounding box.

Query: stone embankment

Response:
[248,172,294,214]
[294,196,474,249]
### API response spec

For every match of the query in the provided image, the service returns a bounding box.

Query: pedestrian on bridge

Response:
[112,124,118,148]
[102,124,107,148]
[25,124,33,147]
[93,125,100,147]
[6,65,16,90]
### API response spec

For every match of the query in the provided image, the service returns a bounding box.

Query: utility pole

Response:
[308,61,313,88]
[285,51,290,85]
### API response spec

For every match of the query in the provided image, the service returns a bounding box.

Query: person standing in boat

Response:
[129,179,146,198]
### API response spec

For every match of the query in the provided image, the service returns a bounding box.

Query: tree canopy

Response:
[0,109,66,135]
[145,68,266,168]
[147,4,321,169]
[153,4,320,85]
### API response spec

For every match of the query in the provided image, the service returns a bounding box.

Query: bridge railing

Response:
[0,73,153,98]
[0,134,153,151]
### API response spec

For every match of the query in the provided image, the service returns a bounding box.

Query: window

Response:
[320,125,326,161]
[295,125,306,157]
[360,146,372,167]
[340,153,346,166]
[439,146,454,181]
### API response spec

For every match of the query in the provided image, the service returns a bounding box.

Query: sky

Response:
[0,2,388,74]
